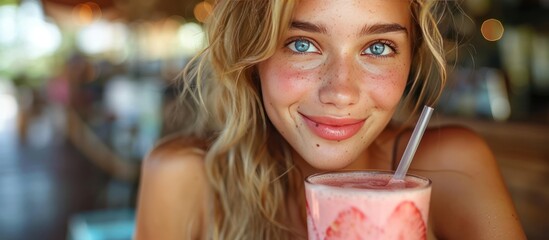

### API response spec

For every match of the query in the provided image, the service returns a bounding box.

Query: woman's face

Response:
[258,0,412,170]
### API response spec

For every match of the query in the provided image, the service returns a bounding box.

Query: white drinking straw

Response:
[392,105,434,181]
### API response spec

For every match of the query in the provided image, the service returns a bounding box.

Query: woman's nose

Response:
[318,57,360,109]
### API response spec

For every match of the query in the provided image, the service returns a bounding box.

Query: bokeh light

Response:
[481,18,504,42]
[0,5,17,46]
[0,81,18,127]
[178,22,205,56]
[72,2,102,25]
[76,20,129,61]
[0,0,62,72]
[193,1,213,23]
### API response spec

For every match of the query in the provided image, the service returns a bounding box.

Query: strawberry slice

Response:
[386,201,427,240]
[325,207,381,240]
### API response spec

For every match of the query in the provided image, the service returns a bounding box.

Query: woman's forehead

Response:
[290,0,412,31]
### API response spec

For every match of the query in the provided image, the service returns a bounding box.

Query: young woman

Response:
[135,0,527,239]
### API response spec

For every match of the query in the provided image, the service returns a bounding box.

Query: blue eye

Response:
[287,39,320,53]
[294,39,310,52]
[364,42,394,56]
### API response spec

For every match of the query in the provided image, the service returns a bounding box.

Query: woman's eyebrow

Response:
[290,21,328,34]
[290,21,408,37]
[359,23,409,36]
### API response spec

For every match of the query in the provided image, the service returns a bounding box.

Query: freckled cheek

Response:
[261,63,316,104]
[366,66,409,108]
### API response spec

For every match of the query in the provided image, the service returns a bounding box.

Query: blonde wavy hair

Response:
[177,0,451,239]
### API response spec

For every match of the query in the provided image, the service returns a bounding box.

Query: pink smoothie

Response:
[305,171,431,240]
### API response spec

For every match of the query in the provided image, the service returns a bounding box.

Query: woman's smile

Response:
[300,113,366,141]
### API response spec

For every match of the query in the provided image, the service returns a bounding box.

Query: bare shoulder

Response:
[392,124,493,174]
[412,125,494,173]
[135,134,210,240]
[142,134,209,187]
[402,125,526,239]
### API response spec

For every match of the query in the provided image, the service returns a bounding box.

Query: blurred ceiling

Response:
[43,0,115,9]
[41,0,204,22]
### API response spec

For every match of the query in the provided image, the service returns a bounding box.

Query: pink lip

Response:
[300,114,365,141]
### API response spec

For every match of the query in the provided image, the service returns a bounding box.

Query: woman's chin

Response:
[301,153,358,171]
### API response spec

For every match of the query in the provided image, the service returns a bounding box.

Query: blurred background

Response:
[0,0,547,239]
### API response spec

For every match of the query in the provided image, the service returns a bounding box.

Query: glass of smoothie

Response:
[305,170,432,240]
